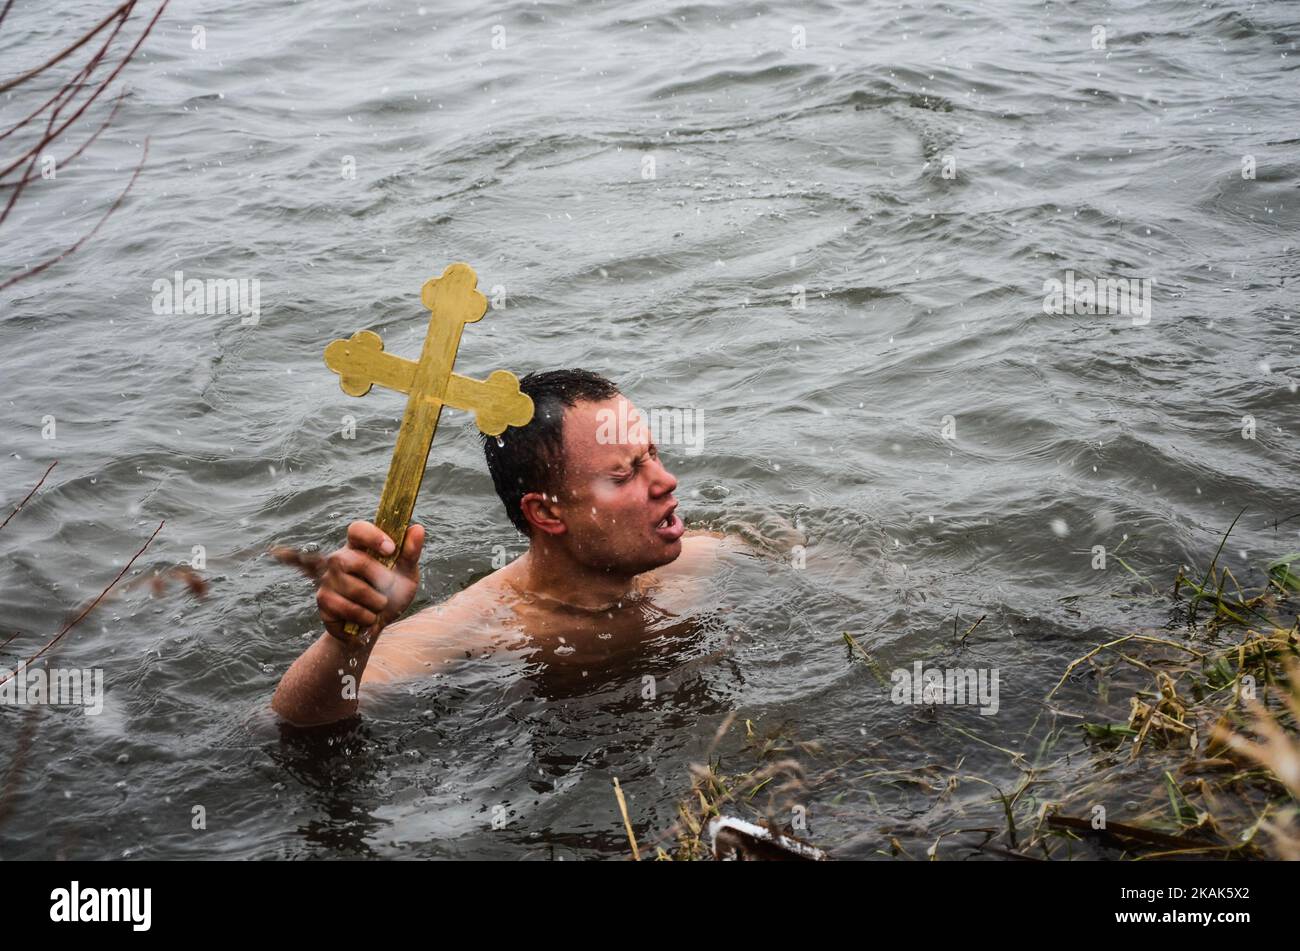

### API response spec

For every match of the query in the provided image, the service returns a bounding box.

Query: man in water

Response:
[272,369,735,727]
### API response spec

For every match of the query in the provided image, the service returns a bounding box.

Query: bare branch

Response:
[0,460,57,533]
[0,1,169,287]
[0,135,148,291]
[0,1,134,95]
[0,520,165,687]
[0,5,131,146]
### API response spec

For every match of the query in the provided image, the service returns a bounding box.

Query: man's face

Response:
[543,395,684,575]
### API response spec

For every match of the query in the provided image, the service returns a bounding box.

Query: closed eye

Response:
[614,448,653,483]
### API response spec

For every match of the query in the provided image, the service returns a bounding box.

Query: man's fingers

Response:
[317,587,377,628]
[332,547,394,592]
[395,523,425,574]
[346,520,397,559]
[320,522,419,638]
[330,572,389,614]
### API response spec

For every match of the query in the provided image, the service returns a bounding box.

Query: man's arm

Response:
[270,520,424,727]
[271,629,374,727]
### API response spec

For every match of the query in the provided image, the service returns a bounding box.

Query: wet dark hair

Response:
[482,368,621,536]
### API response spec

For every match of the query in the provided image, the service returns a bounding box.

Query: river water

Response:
[0,0,1296,859]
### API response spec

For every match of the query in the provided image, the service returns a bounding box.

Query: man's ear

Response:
[520,491,567,536]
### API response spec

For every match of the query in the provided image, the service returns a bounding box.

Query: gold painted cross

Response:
[323,262,533,638]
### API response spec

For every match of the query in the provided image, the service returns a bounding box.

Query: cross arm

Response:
[324,330,532,436]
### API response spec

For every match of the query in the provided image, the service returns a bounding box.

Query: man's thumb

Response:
[397,523,425,572]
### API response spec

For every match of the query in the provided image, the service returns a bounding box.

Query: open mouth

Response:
[654,505,685,542]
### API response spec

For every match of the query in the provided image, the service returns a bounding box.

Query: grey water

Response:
[0,0,1296,859]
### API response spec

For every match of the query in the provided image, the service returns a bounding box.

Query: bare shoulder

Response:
[683,528,753,555]
[653,529,749,581]
[363,572,516,685]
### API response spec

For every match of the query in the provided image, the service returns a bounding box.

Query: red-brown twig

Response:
[121,564,209,599]
[0,5,132,146]
[0,3,141,224]
[0,136,148,291]
[0,1,168,183]
[268,546,328,582]
[0,2,134,96]
[0,519,164,687]
[0,460,57,534]
[0,1,169,289]
[0,89,128,188]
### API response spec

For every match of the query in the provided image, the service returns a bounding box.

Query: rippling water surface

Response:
[0,0,1296,859]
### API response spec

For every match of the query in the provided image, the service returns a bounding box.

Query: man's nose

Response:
[649,456,677,497]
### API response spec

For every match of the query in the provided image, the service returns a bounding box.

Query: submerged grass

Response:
[1031,515,1300,860]
[646,513,1300,860]
[621,713,824,860]
[1034,626,1300,859]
